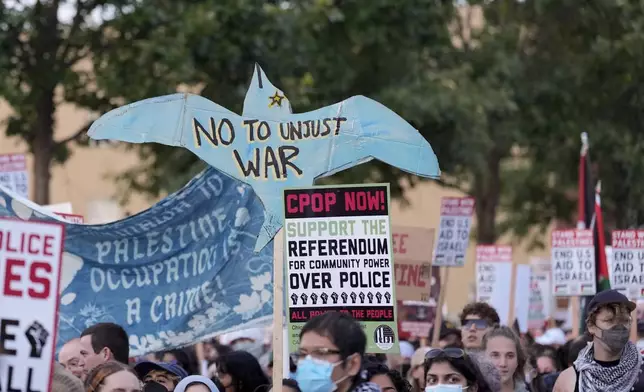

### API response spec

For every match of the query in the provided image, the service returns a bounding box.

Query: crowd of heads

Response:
[51,289,643,392]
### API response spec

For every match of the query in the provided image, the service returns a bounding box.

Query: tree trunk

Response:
[32,90,56,205]
[474,150,502,244]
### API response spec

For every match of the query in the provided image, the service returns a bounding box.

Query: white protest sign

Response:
[434,197,474,267]
[610,230,644,300]
[551,229,596,297]
[476,245,513,325]
[528,259,552,329]
[513,264,531,333]
[0,217,64,392]
[0,154,29,199]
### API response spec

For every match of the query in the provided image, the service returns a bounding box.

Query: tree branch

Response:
[54,121,91,146]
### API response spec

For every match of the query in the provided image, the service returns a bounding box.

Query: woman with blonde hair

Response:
[483,326,529,392]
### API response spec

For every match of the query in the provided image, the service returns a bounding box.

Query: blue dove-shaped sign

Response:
[88,64,440,251]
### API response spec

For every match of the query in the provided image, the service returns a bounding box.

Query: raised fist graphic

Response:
[25,321,49,358]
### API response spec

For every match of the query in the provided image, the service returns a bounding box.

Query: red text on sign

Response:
[2,258,52,299]
[286,192,337,214]
[0,230,55,256]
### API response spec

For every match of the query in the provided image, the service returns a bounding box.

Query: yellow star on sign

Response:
[268,90,285,108]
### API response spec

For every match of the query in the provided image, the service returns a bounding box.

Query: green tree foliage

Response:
[501,0,644,244]
[0,0,137,204]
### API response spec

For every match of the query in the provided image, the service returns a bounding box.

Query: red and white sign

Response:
[0,154,29,198]
[476,245,513,324]
[551,229,596,296]
[0,217,65,392]
[433,197,474,267]
[610,230,644,300]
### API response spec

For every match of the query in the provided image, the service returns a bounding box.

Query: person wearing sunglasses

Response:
[423,348,492,392]
[459,302,500,351]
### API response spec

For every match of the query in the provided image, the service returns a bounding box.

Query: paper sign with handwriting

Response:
[434,197,474,267]
[610,230,644,299]
[476,245,513,324]
[0,153,28,199]
[551,229,596,296]
[87,65,440,251]
[0,168,274,356]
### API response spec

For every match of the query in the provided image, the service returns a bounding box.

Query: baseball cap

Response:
[134,361,189,380]
[586,289,636,314]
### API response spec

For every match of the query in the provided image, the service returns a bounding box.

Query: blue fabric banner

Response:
[0,168,273,356]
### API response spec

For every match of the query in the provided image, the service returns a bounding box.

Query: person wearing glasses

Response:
[293,312,381,392]
[482,326,529,392]
[460,302,500,351]
[554,290,644,392]
[423,347,493,392]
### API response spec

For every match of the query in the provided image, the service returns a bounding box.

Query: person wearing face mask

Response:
[294,311,381,392]
[553,290,644,392]
[423,348,493,392]
[135,360,189,392]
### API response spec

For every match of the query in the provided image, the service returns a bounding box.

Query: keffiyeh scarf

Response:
[573,342,642,392]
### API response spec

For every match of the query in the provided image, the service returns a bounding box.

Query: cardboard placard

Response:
[0,217,65,392]
[88,65,441,252]
[551,229,596,296]
[392,226,435,302]
[434,197,474,267]
[284,184,398,353]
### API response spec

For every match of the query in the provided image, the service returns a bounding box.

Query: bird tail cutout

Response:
[242,64,292,119]
[320,96,441,180]
[88,93,237,146]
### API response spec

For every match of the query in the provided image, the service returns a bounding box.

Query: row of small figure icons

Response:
[290,291,392,305]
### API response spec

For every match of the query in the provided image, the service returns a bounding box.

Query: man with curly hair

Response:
[459,302,500,351]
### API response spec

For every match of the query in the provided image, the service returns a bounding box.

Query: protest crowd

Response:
[44,289,644,392]
[4,3,644,392]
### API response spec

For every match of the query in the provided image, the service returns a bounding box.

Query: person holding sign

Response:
[293,312,381,392]
[553,290,644,392]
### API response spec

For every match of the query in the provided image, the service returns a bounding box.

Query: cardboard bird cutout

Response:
[88,64,440,251]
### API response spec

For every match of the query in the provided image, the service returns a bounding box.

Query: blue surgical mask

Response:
[295,356,346,392]
[425,385,466,392]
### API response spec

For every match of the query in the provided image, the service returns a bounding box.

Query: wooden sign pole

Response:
[508,263,518,328]
[431,267,450,347]
[272,231,285,391]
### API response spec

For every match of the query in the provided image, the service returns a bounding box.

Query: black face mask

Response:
[143,381,169,392]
